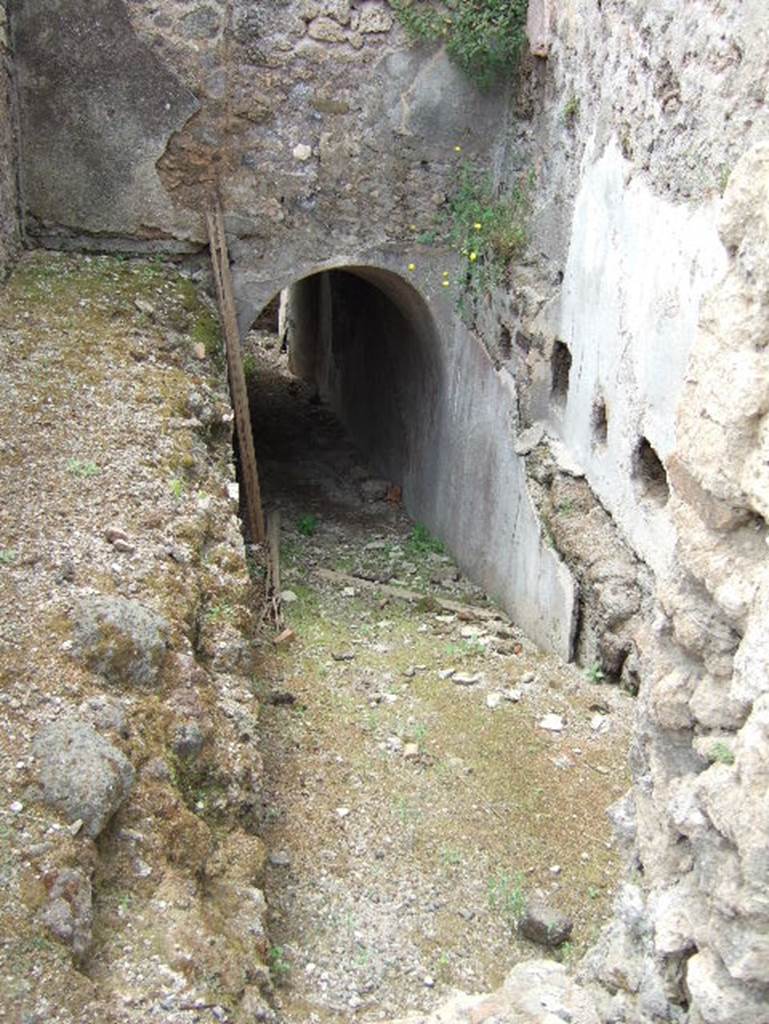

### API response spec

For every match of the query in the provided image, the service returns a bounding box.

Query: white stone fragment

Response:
[539,713,565,732]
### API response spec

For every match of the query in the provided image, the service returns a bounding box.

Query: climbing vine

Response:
[390,0,529,89]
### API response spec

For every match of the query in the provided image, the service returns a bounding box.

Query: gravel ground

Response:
[245,333,634,1024]
[0,257,633,1024]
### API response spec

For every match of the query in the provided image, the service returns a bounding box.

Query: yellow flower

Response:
[407,263,416,271]
[410,224,417,230]
[454,145,462,152]
[473,221,482,230]
[442,279,450,287]
[442,270,449,277]
[469,251,477,262]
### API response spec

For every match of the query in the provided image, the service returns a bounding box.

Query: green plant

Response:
[391,0,529,90]
[65,458,100,478]
[0,548,18,566]
[206,602,233,624]
[487,870,526,926]
[169,477,186,499]
[563,95,580,124]
[406,522,445,557]
[709,741,735,766]
[585,662,606,684]
[445,164,531,310]
[297,514,318,537]
[243,352,257,382]
[412,722,428,744]
[440,846,462,867]
[556,498,575,516]
[268,945,291,984]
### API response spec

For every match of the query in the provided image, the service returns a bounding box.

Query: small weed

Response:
[440,847,462,867]
[412,722,428,744]
[709,741,735,766]
[563,95,580,125]
[65,458,100,478]
[206,602,233,624]
[587,885,601,900]
[191,310,222,362]
[297,514,319,537]
[585,662,606,684]
[406,523,445,557]
[243,352,257,382]
[444,163,532,317]
[487,870,526,926]
[556,499,575,516]
[0,548,18,566]
[268,944,291,984]
[169,477,186,500]
[446,639,485,659]
[556,940,576,964]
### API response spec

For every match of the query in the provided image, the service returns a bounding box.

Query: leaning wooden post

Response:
[205,195,266,544]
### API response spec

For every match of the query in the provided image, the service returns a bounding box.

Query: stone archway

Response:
[240,260,578,660]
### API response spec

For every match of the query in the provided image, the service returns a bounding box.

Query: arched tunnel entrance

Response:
[236,261,578,661]
[274,267,444,522]
[236,264,634,1023]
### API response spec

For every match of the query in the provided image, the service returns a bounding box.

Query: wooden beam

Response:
[205,196,266,544]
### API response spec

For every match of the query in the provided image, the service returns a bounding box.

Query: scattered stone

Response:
[71,594,168,688]
[132,856,152,878]
[423,975,435,988]
[520,671,536,685]
[9,799,23,814]
[273,627,296,647]
[292,142,313,161]
[192,341,206,359]
[104,526,130,545]
[486,692,502,710]
[32,718,135,837]
[111,538,136,554]
[359,478,389,501]
[502,688,523,702]
[518,898,573,948]
[78,694,129,738]
[172,720,205,759]
[267,690,297,706]
[68,818,84,836]
[438,668,456,680]
[590,713,610,733]
[538,713,565,732]
[40,866,93,956]
[280,590,298,603]
[332,650,355,661]
[336,806,350,818]
[453,673,483,686]
[403,742,420,760]
[134,298,155,316]
[342,586,356,597]
[269,850,292,868]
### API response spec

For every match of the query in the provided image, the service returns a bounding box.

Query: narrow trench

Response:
[242,294,633,1023]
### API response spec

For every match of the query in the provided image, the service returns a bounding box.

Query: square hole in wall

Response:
[633,436,670,505]
[551,340,571,405]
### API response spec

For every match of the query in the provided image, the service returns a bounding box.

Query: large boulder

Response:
[71,594,168,687]
[33,718,134,837]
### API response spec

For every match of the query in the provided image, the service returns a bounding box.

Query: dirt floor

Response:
[244,330,634,1024]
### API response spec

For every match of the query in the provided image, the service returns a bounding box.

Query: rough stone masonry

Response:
[5,0,769,1021]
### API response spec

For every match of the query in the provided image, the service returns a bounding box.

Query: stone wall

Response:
[0,0,18,275]
[500,3,769,1021]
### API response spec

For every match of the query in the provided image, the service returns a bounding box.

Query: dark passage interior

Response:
[278,268,444,507]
